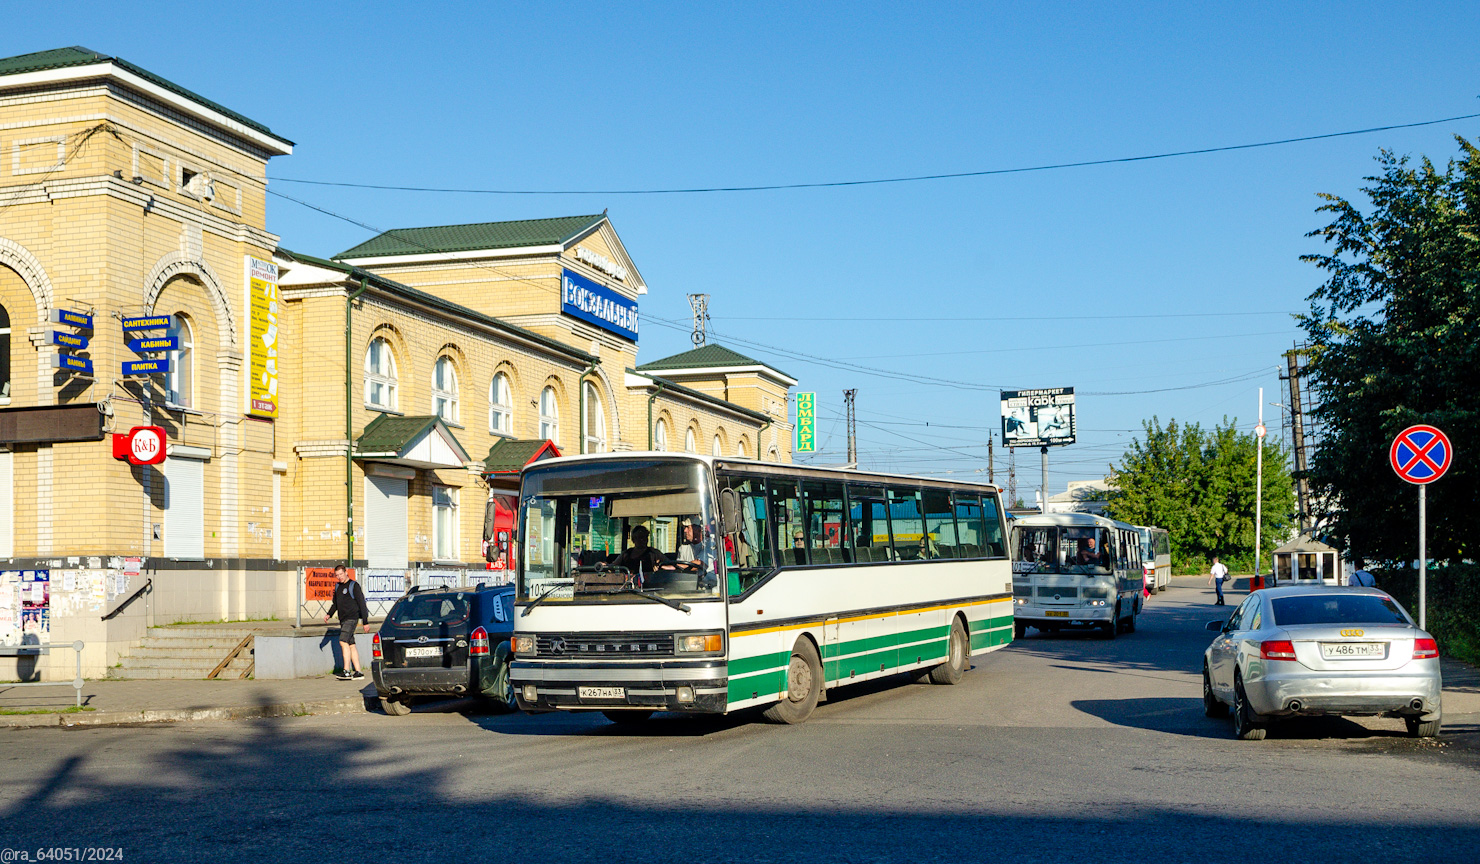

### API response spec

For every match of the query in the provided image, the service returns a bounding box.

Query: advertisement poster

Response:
[1,570,50,644]
[1001,387,1077,448]
[362,569,408,602]
[305,567,352,602]
[795,392,816,452]
[245,256,281,418]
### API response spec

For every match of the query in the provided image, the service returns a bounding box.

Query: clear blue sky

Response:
[10,2,1480,500]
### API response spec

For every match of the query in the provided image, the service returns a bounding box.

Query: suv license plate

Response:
[1321,642,1385,659]
[578,686,625,700]
[404,646,441,658]
[1044,610,1069,617]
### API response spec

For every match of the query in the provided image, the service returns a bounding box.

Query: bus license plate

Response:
[578,686,626,700]
[1044,610,1069,617]
[404,646,441,658]
[1321,642,1385,659]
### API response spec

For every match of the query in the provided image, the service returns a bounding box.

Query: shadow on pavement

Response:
[1075,696,1420,741]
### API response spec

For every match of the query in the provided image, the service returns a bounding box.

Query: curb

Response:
[1,695,373,728]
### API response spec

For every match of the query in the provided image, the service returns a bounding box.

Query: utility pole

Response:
[687,293,710,347]
[1284,346,1311,531]
[1040,445,1049,514]
[843,388,857,466]
[1008,447,1017,509]
[987,432,995,485]
[1254,388,1265,585]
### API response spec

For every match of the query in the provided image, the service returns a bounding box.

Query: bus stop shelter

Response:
[1272,533,1342,586]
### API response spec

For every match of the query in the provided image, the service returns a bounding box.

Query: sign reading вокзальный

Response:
[795,392,816,452]
[245,256,281,419]
[561,268,638,341]
[1001,387,1076,448]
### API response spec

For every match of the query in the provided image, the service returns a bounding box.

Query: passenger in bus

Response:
[675,517,718,589]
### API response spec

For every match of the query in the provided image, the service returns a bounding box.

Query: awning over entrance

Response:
[482,438,561,485]
[354,415,470,470]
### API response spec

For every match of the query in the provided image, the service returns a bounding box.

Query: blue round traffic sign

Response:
[1390,425,1452,485]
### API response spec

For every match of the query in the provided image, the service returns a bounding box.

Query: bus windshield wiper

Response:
[603,586,691,614]
[521,584,563,617]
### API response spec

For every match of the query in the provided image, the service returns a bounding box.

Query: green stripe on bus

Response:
[728,650,790,678]
[821,624,950,660]
[727,669,786,703]
[969,613,1014,632]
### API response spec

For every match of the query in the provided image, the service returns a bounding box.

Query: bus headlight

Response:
[513,635,537,655]
[1015,598,1028,606]
[1089,600,1107,607]
[675,632,724,654]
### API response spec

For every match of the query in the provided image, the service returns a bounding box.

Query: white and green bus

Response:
[510,453,1014,724]
[1011,511,1145,638]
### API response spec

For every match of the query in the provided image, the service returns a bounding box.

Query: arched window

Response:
[768,445,779,462]
[364,337,397,410]
[0,301,10,402]
[489,372,513,435]
[432,356,458,423]
[684,426,697,453]
[583,381,606,453]
[166,315,194,408]
[736,437,748,459]
[654,417,668,451]
[539,386,559,443]
[712,434,723,456]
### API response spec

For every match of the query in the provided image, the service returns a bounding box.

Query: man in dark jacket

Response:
[322,565,370,680]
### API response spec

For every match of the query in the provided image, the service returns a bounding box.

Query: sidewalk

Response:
[0,675,375,728]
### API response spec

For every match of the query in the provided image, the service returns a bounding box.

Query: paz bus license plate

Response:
[404,647,441,658]
[1321,642,1385,659]
[578,686,626,700]
[1044,610,1069,617]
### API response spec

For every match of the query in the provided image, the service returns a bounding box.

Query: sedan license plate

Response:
[1044,610,1069,617]
[403,646,441,658]
[578,686,626,700]
[1321,642,1386,659]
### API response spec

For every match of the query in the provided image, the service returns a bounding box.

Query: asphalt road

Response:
[2,578,1478,863]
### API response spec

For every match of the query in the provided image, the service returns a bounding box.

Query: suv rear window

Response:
[1270,594,1410,626]
[389,593,470,626]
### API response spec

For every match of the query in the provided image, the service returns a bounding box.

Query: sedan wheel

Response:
[1406,715,1441,738]
[1203,665,1228,718]
[1232,675,1266,741]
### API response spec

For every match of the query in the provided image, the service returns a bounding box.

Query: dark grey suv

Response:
[371,583,516,716]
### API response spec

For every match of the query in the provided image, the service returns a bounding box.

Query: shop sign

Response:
[50,309,92,329]
[795,392,816,452]
[121,314,173,331]
[52,354,93,374]
[245,257,281,419]
[575,245,628,282]
[561,268,638,341]
[112,425,167,465]
[122,358,169,376]
[127,335,178,353]
[50,330,89,350]
[305,567,352,602]
[362,569,408,602]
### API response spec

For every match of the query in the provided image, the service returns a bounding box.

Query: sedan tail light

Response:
[1413,638,1439,660]
[1260,640,1297,661]
[470,626,490,656]
[371,632,382,660]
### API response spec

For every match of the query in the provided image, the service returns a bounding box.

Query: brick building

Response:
[0,47,794,678]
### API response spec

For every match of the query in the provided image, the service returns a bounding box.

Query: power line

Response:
[721,310,1298,322]
[838,330,1293,361]
[265,111,1480,196]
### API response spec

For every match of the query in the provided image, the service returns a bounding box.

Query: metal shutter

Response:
[0,451,11,558]
[162,456,205,560]
[365,475,408,569]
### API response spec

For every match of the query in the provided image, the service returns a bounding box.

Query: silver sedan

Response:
[1201,585,1442,740]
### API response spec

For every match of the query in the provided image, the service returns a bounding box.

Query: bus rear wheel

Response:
[763,638,822,724]
[929,618,969,685]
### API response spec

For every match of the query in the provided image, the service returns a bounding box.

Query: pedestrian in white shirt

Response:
[1208,557,1230,606]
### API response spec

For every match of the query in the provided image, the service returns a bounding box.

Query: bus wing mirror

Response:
[719,487,741,535]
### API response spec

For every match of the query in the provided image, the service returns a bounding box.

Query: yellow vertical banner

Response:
[245,256,280,418]
[795,391,816,453]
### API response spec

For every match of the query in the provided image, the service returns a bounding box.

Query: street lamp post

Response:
[1254,388,1266,587]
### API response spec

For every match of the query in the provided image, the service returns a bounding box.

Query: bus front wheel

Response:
[929,618,969,685]
[763,638,822,724]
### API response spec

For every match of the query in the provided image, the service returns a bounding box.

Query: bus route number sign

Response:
[1389,424,1452,485]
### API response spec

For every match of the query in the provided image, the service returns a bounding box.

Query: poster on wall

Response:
[304,567,352,602]
[244,256,281,419]
[362,569,408,602]
[1,570,49,644]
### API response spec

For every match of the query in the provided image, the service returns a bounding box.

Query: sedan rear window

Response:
[1270,594,1410,626]
[389,594,469,626]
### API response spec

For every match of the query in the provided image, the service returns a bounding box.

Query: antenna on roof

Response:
[687,294,710,346]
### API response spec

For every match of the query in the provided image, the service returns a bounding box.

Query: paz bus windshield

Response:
[517,459,721,604]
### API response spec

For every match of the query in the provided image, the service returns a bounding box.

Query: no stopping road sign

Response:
[1390,425,1452,485]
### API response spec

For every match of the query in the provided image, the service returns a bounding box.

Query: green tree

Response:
[1301,140,1480,561]
[1104,417,1294,573]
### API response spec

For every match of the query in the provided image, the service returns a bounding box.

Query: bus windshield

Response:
[518,459,720,604]
[1014,525,1113,575]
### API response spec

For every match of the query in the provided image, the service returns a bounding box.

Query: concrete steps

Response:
[108,626,261,680]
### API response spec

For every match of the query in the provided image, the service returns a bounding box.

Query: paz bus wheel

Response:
[763,638,823,724]
[928,618,969,685]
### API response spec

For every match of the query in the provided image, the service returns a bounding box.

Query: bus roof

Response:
[1011,511,1138,531]
[518,451,1002,494]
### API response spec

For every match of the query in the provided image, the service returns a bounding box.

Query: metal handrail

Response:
[100,577,152,621]
[0,640,85,708]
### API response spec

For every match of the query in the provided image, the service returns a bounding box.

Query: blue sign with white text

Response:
[561,268,638,341]
[128,335,178,354]
[122,358,170,376]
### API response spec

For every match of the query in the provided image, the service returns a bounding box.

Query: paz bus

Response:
[509,453,1013,724]
[1136,525,1171,594]
[1011,511,1145,638]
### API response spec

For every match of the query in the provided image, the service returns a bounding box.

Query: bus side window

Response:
[979,493,1007,558]
[887,488,924,561]
[953,493,986,559]
[921,489,956,559]
[718,474,773,593]
[770,480,806,566]
[802,480,849,564]
[847,485,889,563]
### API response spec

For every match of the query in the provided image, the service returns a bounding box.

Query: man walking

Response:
[1208,557,1230,606]
[1350,559,1377,588]
[322,564,370,680]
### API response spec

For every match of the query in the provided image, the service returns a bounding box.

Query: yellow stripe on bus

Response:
[734,597,1009,638]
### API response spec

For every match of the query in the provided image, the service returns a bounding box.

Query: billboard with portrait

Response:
[1001,387,1076,448]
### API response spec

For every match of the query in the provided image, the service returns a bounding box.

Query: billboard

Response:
[795,392,816,452]
[1001,387,1076,448]
[245,256,281,418]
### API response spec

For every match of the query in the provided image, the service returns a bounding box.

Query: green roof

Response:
[0,47,289,144]
[483,438,560,474]
[637,343,794,380]
[355,415,442,455]
[628,370,770,423]
[335,214,606,260]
